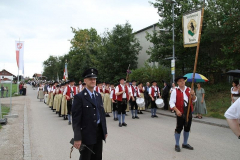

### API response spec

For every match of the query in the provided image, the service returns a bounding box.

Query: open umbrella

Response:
[184,73,209,83]
[226,70,240,78]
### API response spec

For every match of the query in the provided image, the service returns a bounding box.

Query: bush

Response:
[129,63,171,87]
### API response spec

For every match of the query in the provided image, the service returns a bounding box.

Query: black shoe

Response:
[125,114,128,116]
[140,111,143,114]
[116,118,118,120]
[132,116,135,119]
[122,122,127,126]
[175,145,181,152]
[138,111,140,114]
[56,111,58,114]
[119,123,122,127]
[135,116,139,119]
[68,121,71,125]
[154,115,158,118]
[182,144,194,150]
[151,115,154,118]
[106,114,110,117]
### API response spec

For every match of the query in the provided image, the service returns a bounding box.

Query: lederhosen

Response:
[151,87,159,108]
[117,85,129,114]
[130,86,139,110]
[175,88,193,134]
[66,86,76,114]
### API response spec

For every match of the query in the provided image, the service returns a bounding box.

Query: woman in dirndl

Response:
[231,80,240,104]
[53,85,60,111]
[194,83,207,119]
[55,85,63,115]
[103,83,112,117]
[37,84,44,102]
[138,82,145,114]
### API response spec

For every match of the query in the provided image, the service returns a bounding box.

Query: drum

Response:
[136,98,145,108]
[155,98,164,109]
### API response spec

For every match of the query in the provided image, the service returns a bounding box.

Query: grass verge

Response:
[0,83,18,97]
[0,105,10,129]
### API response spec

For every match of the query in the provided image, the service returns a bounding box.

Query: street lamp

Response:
[166,0,176,83]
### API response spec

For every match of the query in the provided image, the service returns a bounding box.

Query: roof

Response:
[0,69,16,77]
[33,73,42,77]
[134,23,159,34]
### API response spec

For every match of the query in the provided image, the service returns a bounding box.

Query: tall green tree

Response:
[42,55,59,80]
[99,22,142,83]
[147,0,240,83]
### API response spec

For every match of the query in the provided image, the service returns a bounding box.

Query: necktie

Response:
[92,93,100,124]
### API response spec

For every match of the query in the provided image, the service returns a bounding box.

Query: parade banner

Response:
[15,41,24,71]
[63,62,68,80]
[182,9,203,47]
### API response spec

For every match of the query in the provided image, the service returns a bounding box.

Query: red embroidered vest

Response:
[66,85,77,101]
[131,86,139,98]
[151,86,159,97]
[117,84,129,101]
[112,89,117,100]
[175,88,193,113]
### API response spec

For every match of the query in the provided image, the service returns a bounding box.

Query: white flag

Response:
[182,9,203,47]
[15,41,24,71]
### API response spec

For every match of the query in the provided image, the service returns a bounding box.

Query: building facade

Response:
[134,23,159,68]
[0,69,16,80]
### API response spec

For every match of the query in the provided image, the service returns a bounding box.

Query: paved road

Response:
[25,86,239,160]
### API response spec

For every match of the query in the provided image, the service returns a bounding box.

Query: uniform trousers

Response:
[67,99,73,114]
[79,123,103,160]
[112,100,117,111]
[117,98,127,114]
[151,97,158,108]
[175,115,192,134]
[130,97,138,110]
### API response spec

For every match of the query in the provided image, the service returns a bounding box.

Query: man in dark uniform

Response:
[162,80,170,110]
[72,68,108,160]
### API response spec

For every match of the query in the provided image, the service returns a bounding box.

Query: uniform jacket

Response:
[72,88,108,145]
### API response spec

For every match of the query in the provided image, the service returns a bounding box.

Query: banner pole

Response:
[17,38,20,95]
[186,7,204,123]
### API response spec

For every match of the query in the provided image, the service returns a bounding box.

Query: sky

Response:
[0,0,160,78]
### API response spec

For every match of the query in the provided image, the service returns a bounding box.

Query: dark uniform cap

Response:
[118,78,126,82]
[82,68,98,79]
[174,76,187,83]
[68,80,74,83]
[151,81,157,84]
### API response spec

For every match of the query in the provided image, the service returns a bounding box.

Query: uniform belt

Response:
[232,94,240,97]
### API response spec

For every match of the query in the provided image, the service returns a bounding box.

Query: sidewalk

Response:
[145,108,229,128]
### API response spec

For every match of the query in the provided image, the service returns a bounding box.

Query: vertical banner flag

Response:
[63,62,68,80]
[15,41,24,72]
[182,9,202,47]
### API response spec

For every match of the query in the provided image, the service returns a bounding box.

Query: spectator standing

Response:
[19,83,23,95]
[1,85,4,98]
[5,86,8,97]
[22,83,27,95]
[144,82,151,109]
[194,83,207,119]
[231,80,240,104]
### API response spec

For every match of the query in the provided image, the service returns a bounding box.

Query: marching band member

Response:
[46,83,52,106]
[37,83,44,102]
[138,82,145,114]
[63,80,78,125]
[110,83,118,121]
[125,81,131,115]
[148,81,161,118]
[53,84,60,112]
[115,78,129,127]
[61,82,68,120]
[169,76,197,152]
[81,82,86,91]
[49,81,58,110]
[55,85,63,115]
[103,82,112,117]
[130,80,141,119]
[78,80,83,93]
[95,82,104,99]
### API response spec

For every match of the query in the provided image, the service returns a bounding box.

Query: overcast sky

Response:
[0,0,159,78]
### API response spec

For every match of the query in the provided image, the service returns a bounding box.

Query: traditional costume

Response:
[115,78,129,127]
[169,76,197,152]
[103,84,112,117]
[110,85,118,121]
[37,85,44,102]
[130,80,140,119]
[148,81,160,118]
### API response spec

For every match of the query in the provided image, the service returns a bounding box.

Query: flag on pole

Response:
[182,9,203,47]
[63,62,68,80]
[15,41,24,72]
